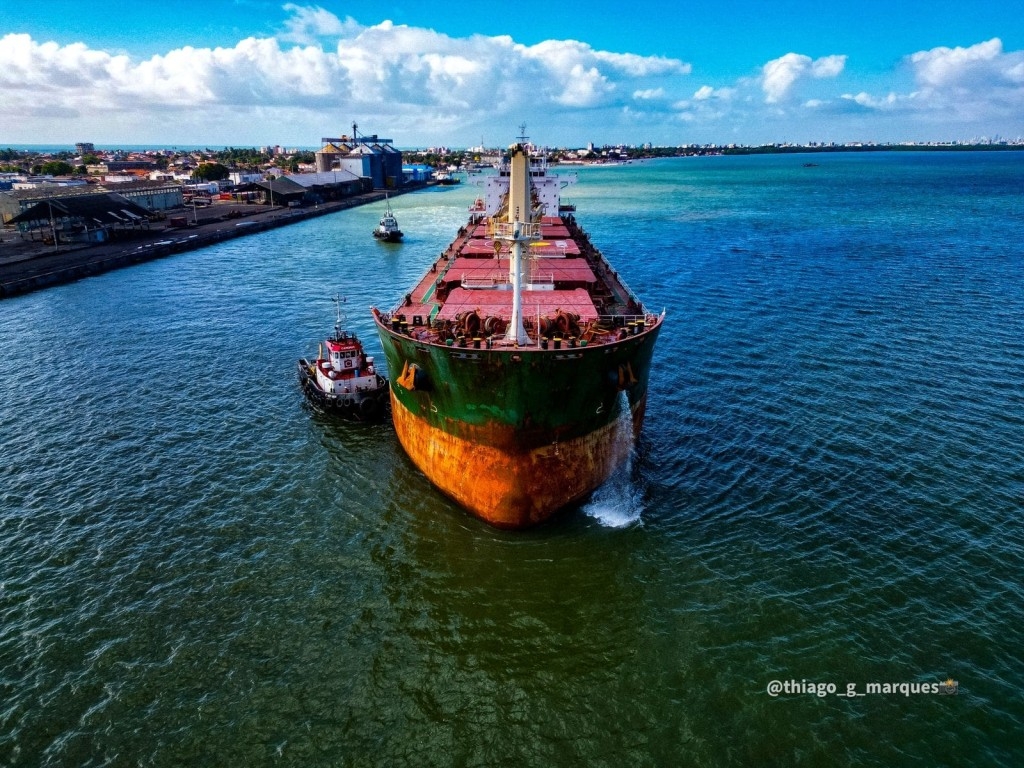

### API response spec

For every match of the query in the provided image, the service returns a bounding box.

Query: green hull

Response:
[377,323,659,441]
[374,317,662,526]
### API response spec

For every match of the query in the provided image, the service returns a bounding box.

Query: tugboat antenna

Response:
[333,294,347,333]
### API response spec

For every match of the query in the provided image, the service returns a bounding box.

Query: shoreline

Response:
[0,182,429,300]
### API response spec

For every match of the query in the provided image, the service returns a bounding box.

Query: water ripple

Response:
[2,154,1024,766]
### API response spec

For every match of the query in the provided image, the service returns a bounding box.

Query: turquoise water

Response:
[2,153,1023,766]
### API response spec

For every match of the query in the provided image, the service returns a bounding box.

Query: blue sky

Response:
[2,1,1023,148]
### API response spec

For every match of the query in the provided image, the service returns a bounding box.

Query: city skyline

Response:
[2,1,1023,148]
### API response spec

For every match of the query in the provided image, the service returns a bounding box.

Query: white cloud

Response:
[633,88,665,100]
[280,4,356,44]
[0,5,693,144]
[841,91,902,109]
[842,38,1024,125]
[811,55,846,78]
[592,50,691,78]
[4,3,1021,147]
[693,85,735,101]
[761,52,846,102]
[909,38,1005,88]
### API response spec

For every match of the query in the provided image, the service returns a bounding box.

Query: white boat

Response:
[433,169,461,185]
[373,197,403,242]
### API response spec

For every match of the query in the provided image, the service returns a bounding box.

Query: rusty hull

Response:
[391,387,648,528]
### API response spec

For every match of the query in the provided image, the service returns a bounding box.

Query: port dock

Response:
[0,183,427,299]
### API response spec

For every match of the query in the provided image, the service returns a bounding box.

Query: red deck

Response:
[436,287,599,322]
[440,257,597,288]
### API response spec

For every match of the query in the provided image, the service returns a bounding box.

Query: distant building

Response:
[281,170,371,202]
[228,171,263,186]
[402,164,434,183]
[12,177,89,191]
[75,142,95,155]
[8,192,154,244]
[0,180,183,224]
[315,125,404,189]
[86,160,158,174]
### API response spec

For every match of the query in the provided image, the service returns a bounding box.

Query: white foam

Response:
[584,391,643,528]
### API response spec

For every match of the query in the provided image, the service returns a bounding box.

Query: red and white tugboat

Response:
[298,298,389,421]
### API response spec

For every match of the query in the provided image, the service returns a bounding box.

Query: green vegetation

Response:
[215,147,273,168]
[192,162,230,181]
[39,160,76,176]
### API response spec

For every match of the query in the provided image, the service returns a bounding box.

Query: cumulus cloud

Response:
[841,91,902,109]
[909,37,1024,89]
[0,6,693,143]
[841,38,1024,125]
[761,52,846,102]
[8,4,1020,146]
[811,55,846,78]
[0,32,350,109]
[693,85,735,101]
[280,4,356,44]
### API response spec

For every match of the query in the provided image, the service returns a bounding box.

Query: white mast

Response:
[499,142,539,344]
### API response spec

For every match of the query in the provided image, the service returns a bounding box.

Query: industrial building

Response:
[0,180,183,224]
[314,125,404,189]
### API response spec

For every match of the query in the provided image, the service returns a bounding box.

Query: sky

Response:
[1,0,1023,149]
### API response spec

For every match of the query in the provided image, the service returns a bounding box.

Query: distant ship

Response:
[433,169,461,185]
[372,197,403,242]
[372,134,663,528]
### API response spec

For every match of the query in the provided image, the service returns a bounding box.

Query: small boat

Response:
[373,197,403,242]
[298,299,389,421]
[434,169,461,185]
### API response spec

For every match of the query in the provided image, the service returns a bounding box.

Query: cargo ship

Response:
[372,136,663,528]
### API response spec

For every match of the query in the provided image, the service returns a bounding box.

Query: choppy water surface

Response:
[2,153,1023,766]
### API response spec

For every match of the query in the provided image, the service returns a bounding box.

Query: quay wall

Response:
[0,184,428,300]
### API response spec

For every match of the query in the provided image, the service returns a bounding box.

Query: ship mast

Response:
[499,141,540,344]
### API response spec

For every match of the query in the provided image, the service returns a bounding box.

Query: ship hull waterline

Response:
[375,318,662,528]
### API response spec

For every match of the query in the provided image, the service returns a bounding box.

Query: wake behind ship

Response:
[372,138,663,528]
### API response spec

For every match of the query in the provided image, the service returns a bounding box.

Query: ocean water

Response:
[2,152,1023,766]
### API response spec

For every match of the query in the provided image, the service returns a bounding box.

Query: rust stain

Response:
[390,389,647,529]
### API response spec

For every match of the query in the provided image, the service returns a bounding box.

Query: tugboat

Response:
[298,298,389,421]
[372,196,403,242]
